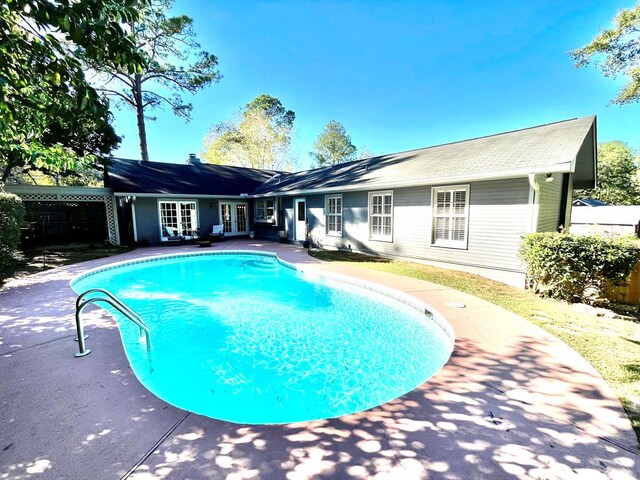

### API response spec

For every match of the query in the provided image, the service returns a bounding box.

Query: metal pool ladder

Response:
[74,288,152,358]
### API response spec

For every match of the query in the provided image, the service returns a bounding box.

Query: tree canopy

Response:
[87,0,221,162]
[575,141,640,205]
[571,5,640,105]
[356,145,377,161]
[202,95,297,171]
[0,0,147,183]
[310,120,357,167]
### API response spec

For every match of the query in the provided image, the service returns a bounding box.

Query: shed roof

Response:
[105,158,280,196]
[572,198,609,207]
[253,116,597,196]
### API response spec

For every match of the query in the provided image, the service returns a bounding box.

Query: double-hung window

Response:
[325,195,342,236]
[432,185,469,248]
[369,191,393,241]
[255,198,275,223]
[159,200,198,239]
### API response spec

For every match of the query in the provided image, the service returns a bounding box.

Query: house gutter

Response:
[112,192,249,199]
[249,164,573,198]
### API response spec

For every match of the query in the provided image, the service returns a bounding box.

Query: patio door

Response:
[294,198,306,241]
[219,202,249,236]
[159,200,198,240]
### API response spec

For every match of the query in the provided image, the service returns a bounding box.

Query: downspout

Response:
[528,174,540,232]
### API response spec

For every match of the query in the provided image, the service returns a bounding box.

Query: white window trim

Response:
[431,184,470,249]
[158,199,199,240]
[254,197,276,224]
[325,194,343,237]
[368,190,393,242]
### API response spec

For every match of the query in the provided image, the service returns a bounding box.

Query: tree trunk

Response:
[134,74,149,162]
[1,155,19,183]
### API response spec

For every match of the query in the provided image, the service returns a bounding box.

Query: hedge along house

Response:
[105,116,596,286]
[105,155,281,245]
[250,116,597,286]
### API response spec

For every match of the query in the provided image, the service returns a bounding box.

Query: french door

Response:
[159,200,198,239]
[219,202,249,236]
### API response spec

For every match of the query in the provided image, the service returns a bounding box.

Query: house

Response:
[572,198,608,207]
[106,155,281,243]
[106,116,597,286]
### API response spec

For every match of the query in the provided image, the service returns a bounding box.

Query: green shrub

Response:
[519,232,640,303]
[0,192,25,273]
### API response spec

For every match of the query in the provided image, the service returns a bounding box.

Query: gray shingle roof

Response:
[106,158,280,196]
[253,116,596,196]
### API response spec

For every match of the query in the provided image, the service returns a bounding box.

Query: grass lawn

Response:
[309,250,640,442]
[1,244,133,286]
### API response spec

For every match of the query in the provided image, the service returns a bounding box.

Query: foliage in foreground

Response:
[519,232,640,304]
[0,0,146,182]
[0,193,25,272]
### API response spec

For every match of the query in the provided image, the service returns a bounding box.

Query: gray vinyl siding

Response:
[302,177,531,272]
[536,172,563,232]
[284,197,294,239]
[133,197,159,242]
[198,201,217,235]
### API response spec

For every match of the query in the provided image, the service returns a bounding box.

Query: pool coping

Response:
[69,249,455,347]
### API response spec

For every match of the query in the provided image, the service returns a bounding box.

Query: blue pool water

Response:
[71,252,454,424]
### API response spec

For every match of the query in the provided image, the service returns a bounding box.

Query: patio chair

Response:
[164,226,183,244]
[209,224,224,242]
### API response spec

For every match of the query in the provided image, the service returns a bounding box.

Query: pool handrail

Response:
[74,288,152,359]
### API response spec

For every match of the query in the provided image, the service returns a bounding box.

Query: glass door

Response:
[159,200,199,240]
[236,204,248,234]
[220,203,232,234]
[219,202,249,236]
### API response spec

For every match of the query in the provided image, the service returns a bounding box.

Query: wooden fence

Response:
[605,263,640,304]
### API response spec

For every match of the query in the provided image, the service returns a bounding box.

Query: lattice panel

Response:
[17,193,59,201]
[13,190,120,245]
[105,196,119,245]
[17,192,106,202]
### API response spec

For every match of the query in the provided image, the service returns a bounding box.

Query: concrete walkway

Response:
[0,239,638,480]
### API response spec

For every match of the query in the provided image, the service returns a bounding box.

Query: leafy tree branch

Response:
[571,5,640,105]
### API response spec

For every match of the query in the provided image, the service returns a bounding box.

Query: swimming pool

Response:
[71,251,454,424]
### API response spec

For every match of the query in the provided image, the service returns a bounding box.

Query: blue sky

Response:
[111,0,640,170]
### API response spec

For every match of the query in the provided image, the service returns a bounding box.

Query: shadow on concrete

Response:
[1,244,638,479]
[128,337,640,479]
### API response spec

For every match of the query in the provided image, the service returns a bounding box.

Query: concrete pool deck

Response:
[0,239,638,479]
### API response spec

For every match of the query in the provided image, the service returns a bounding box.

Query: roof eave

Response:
[249,164,573,197]
[113,192,249,199]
